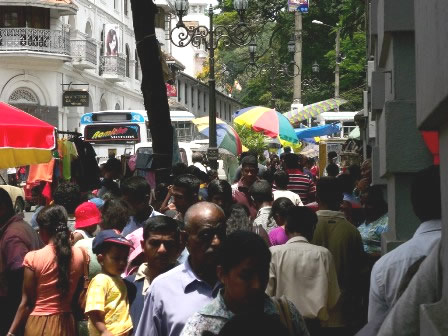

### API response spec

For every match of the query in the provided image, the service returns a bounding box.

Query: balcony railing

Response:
[100,55,126,79]
[70,39,97,65]
[0,27,70,55]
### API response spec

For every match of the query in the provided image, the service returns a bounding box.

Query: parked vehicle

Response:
[0,174,26,213]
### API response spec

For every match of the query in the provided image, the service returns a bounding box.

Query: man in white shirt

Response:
[368,165,441,324]
[192,152,207,173]
[249,180,277,232]
[267,206,340,334]
[273,170,303,206]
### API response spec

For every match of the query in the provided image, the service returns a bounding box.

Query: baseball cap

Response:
[92,229,133,254]
[75,202,102,229]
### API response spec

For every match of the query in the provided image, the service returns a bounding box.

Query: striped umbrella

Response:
[283,98,347,124]
[192,117,242,156]
[234,106,299,144]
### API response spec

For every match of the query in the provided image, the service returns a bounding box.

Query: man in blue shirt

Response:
[135,202,226,336]
[121,176,163,236]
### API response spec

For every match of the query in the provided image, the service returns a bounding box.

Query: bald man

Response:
[135,202,226,336]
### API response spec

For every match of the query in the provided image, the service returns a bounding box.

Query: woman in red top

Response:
[8,205,85,336]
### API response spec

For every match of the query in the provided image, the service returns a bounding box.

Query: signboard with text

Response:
[288,0,309,12]
[84,125,140,143]
[62,91,89,107]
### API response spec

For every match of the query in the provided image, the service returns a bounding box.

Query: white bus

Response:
[80,110,195,162]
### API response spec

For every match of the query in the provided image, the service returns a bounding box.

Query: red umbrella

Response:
[0,102,56,168]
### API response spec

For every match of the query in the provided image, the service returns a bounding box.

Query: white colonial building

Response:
[0,0,145,131]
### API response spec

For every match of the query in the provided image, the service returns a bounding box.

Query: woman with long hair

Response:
[8,205,85,336]
[106,29,118,56]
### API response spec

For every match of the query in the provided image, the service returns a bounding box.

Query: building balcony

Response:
[70,39,97,70]
[0,27,70,62]
[100,55,126,82]
[0,0,78,16]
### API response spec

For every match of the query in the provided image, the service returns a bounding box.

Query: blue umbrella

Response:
[294,123,341,139]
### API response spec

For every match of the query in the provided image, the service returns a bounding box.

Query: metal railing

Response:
[0,27,70,55]
[70,39,97,65]
[100,55,126,77]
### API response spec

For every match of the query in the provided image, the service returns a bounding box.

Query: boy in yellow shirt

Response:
[85,230,134,336]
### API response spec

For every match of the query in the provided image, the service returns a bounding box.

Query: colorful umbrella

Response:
[283,98,347,124]
[0,102,56,169]
[192,117,242,156]
[234,106,298,144]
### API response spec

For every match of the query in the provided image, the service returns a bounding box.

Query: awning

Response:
[283,98,347,124]
[294,123,341,139]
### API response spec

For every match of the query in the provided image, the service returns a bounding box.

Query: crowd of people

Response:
[0,151,441,336]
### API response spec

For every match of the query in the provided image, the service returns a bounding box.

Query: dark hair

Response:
[364,185,388,211]
[173,174,200,196]
[241,155,258,168]
[337,173,356,194]
[284,146,292,153]
[283,153,299,169]
[249,180,273,203]
[208,180,232,202]
[411,165,441,222]
[36,205,71,297]
[101,199,130,231]
[106,28,118,55]
[260,170,274,185]
[207,169,218,180]
[0,188,14,221]
[328,151,338,160]
[53,182,81,214]
[171,162,188,177]
[121,176,151,201]
[154,183,169,201]
[285,206,318,241]
[269,197,294,221]
[347,164,361,181]
[192,152,203,163]
[218,230,271,273]
[186,165,208,183]
[226,204,251,234]
[103,157,122,174]
[218,313,289,336]
[326,163,340,177]
[273,170,289,189]
[143,216,180,242]
[316,177,343,208]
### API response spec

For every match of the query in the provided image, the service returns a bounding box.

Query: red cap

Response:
[75,202,102,229]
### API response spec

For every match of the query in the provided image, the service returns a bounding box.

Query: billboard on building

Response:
[104,24,120,56]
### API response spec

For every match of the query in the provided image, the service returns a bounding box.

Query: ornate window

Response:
[115,103,121,110]
[9,87,39,105]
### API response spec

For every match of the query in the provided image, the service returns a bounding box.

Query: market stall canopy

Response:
[300,143,319,158]
[283,98,347,124]
[192,117,242,156]
[234,106,299,144]
[295,123,341,139]
[0,102,56,169]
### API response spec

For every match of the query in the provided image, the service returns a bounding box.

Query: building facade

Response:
[0,0,145,131]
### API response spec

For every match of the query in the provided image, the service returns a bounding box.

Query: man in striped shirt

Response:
[283,154,316,204]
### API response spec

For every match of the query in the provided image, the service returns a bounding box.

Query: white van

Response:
[135,142,201,167]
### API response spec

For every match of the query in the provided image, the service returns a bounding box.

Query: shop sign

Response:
[84,125,140,142]
[288,0,309,13]
[63,91,89,107]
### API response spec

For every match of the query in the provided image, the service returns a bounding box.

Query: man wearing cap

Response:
[135,202,226,336]
[231,155,259,220]
[85,230,134,336]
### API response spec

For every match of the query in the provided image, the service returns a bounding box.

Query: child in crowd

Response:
[85,230,134,336]
[72,202,102,245]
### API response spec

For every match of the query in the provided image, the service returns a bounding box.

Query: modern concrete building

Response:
[365,1,447,331]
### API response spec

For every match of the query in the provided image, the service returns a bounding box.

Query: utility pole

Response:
[335,27,340,98]
[293,11,302,104]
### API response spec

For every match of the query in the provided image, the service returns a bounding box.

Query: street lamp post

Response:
[170,0,253,169]
[312,20,341,98]
[246,37,299,110]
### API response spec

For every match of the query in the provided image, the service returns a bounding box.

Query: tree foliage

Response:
[206,0,367,112]
[233,123,266,157]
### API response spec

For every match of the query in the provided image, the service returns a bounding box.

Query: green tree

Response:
[233,123,266,157]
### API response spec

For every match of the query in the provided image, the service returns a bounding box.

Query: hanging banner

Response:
[288,0,309,13]
[166,83,177,97]
[104,24,121,56]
